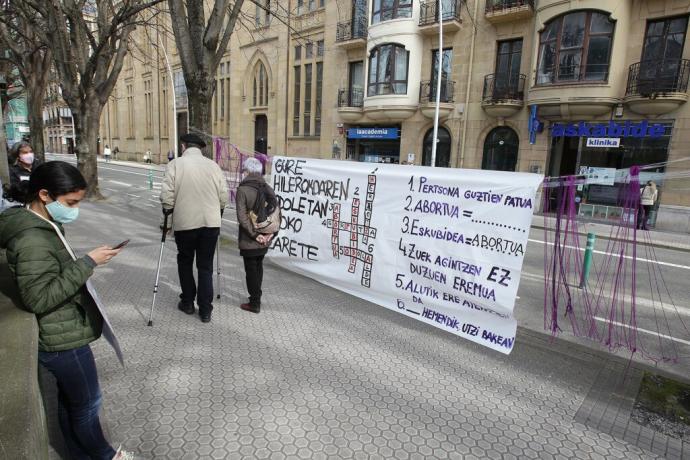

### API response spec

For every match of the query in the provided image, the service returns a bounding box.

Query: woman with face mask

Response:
[0,161,133,460]
[8,141,39,187]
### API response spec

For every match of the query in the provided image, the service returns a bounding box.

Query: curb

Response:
[531,223,690,253]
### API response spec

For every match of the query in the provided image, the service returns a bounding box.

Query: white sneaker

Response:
[113,445,135,460]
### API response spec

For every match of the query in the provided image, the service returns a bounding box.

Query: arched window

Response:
[537,10,614,84]
[482,127,518,172]
[372,0,412,24]
[368,44,409,96]
[253,62,269,107]
[422,127,451,167]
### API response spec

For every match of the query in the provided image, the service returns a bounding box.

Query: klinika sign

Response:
[552,121,666,138]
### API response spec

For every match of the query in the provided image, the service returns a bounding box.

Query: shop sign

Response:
[347,127,399,139]
[580,166,616,186]
[552,121,665,139]
[586,137,620,148]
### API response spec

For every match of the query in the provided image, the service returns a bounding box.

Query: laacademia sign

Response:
[551,121,666,138]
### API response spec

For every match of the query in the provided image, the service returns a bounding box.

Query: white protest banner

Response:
[269,157,542,354]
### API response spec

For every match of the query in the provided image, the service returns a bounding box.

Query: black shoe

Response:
[178,301,195,315]
[240,303,260,314]
[200,313,212,323]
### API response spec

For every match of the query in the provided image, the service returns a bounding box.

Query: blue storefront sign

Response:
[347,127,400,139]
[551,120,665,138]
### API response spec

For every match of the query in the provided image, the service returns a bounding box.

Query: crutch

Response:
[216,238,221,299]
[147,209,172,326]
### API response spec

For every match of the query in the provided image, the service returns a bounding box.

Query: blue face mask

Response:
[46,200,79,224]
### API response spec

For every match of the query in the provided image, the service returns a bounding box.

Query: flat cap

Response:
[180,133,206,148]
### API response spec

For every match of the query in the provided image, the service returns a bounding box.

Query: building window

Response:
[304,63,312,136]
[255,0,270,27]
[537,11,614,84]
[297,0,320,14]
[111,90,119,139]
[161,76,168,137]
[490,39,523,99]
[144,79,153,137]
[317,40,324,57]
[368,43,409,96]
[482,127,519,172]
[174,70,188,109]
[306,42,313,59]
[293,66,300,135]
[372,0,412,24]
[430,48,453,100]
[253,62,269,107]
[636,16,689,94]
[295,45,301,61]
[315,62,323,136]
[126,83,135,138]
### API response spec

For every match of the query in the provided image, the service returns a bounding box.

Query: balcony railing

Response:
[338,88,364,108]
[419,80,455,103]
[482,73,525,102]
[419,0,462,26]
[626,59,690,97]
[485,0,534,13]
[336,18,367,42]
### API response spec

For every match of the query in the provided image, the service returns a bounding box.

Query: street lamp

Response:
[430,0,444,168]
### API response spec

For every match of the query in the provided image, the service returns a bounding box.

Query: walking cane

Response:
[147,209,172,326]
[216,238,221,299]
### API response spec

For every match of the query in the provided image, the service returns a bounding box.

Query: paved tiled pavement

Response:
[41,199,676,459]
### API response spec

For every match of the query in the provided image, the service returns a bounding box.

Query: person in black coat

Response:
[9,141,40,186]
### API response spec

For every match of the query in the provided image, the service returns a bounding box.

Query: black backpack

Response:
[248,183,281,234]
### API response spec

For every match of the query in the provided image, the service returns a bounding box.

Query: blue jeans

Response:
[38,345,116,460]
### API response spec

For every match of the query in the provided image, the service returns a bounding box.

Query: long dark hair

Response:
[9,161,87,203]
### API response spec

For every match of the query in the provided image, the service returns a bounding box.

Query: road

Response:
[49,153,690,376]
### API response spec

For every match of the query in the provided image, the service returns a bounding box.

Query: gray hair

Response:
[242,157,263,175]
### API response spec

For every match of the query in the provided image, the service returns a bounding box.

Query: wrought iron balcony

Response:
[485,0,534,24]
[419,0,462,27]
[419,80,455,104]
[482,73,525,102]
[338,88,364,108]
[481,73,524,118]
[626,59,690,97]
[485,0,533,12]
[335,18,367,44]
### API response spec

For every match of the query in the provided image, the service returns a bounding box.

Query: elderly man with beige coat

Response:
[160,133,228,323]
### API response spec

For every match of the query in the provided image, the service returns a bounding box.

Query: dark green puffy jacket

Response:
[0,207,102,352]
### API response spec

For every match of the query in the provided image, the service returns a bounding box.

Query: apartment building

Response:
[43,81,74,155]
[100,0,690,231]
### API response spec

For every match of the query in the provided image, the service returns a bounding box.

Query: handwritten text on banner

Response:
[269,157,542,354]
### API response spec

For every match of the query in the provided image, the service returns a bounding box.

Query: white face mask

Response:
[19,152,34,165]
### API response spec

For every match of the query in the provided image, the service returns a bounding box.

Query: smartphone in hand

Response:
[112,239,130,250]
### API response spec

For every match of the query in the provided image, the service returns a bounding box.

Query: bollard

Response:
[579,232,596,288]
[147,168,153,190]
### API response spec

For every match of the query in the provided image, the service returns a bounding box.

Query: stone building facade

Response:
[100,0,690,231]
[43,81,74,155]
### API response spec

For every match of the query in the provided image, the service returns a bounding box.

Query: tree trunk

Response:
[187,83,214,158]
[26,88,45,161]
[0,103,9,184]
[72,105,103,199]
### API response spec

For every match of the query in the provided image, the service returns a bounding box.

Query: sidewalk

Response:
[39,197,686,459]
[47,152,167,173]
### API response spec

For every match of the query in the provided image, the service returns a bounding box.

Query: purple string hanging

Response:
[543,167,688,364]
